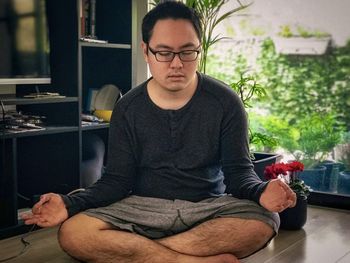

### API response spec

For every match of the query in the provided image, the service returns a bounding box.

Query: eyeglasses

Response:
[148,46,201,62]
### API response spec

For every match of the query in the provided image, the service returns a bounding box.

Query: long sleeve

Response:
[220,88,268,204]
[62,74,268,217]
[62,99,137,217]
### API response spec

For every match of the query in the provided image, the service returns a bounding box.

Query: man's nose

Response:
[170,54,183,68]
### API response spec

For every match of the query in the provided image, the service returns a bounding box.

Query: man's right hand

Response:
[20,193,68,228]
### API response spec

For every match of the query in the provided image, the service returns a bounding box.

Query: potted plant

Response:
[336,132,350,195]
[260,112,343,190]
[264,161,309,230]
[296,113,343,191]
[272,24,331,55]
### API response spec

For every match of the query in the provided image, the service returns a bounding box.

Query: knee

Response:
[237,220,275,258]
[58,215,83,254]
[254,220,275,242]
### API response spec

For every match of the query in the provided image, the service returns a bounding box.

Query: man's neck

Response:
[147,75,198,110]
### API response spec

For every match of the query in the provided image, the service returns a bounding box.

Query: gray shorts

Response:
[83,195,280,239]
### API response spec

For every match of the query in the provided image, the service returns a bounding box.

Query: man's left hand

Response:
[259,179,297,213]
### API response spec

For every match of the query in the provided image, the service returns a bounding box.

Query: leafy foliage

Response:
[230,75,266,108]
[184,0,250,73]
[297,113,343,167]
[257,39,350,130]
[277,24,330,38]
[258,113,343,168]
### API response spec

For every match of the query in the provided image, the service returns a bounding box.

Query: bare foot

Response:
[207,253,240,263]
[180,253,239,263]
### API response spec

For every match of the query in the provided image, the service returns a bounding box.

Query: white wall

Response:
[221,0,350,46]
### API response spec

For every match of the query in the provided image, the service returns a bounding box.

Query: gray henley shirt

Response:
[63,72,268,216]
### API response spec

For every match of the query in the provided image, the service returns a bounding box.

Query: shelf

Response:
[82,122,109,131]
[80,42,131,49]
[0,126,79,139]
[0,95,78,105]
[0,0,142,238]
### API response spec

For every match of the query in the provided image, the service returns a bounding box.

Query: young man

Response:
[22,2,296,263]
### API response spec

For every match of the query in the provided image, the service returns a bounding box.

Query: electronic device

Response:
[0,0,51,85]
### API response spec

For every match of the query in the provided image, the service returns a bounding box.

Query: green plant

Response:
[257,38,350,130]
[258,115,300,152]
[238,18,266,36]
[229,73,277,151]
[277,24,330,38]
[297,114,342,167]
[230,74,266,108]
[184,0,251,73]
[206,48,278,151]
[258,113,344,168]
[278,25,293,38]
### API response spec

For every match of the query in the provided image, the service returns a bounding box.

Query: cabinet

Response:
[0,0,147,238]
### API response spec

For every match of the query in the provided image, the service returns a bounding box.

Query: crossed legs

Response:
[58,213,274,263]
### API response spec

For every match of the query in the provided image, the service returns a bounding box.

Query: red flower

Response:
[264,165,277,180]
[264,161,304,181]
[287,161,304,172]
[263,161,309,198]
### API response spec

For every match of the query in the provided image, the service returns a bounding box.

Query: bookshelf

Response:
[0,0,147,238]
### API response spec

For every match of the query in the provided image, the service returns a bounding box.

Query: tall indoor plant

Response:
[230,73,280,179]
[184,0,250,73]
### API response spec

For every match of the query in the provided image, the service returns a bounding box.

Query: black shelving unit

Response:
[0,95,78,105]
[0,0,146,239]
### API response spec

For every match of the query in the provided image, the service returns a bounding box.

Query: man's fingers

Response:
[23,215,40,225]
[23,213,51,226]
[32,194,51,214]
[278,179,292,191]
[20,212,32,220]
[278,179,297,204]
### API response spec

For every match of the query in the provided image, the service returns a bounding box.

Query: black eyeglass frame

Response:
[148,45,201,62]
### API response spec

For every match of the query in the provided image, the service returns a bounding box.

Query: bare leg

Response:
[58,214,239,263]
[157,217,274,259]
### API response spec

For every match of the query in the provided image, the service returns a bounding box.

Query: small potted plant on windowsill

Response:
[264,161,310,230]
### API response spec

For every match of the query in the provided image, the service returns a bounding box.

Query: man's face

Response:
[142,19,201,92]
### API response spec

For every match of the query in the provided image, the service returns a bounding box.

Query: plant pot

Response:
[272,36,331,55]
[337,171,350,195]
[279,195,307,230]
[299,165,326,191]
[320,161,343,192]
[252,152,282,181]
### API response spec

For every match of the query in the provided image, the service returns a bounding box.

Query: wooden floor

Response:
[0,206,349,263]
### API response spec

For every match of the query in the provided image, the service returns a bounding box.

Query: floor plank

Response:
[0,227,77,263]
[242,206,350,263]
[1,206,349,263]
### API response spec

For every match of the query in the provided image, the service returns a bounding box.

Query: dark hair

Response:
[142,1,202,45]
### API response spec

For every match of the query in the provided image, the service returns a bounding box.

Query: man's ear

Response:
[141,42,149,63]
